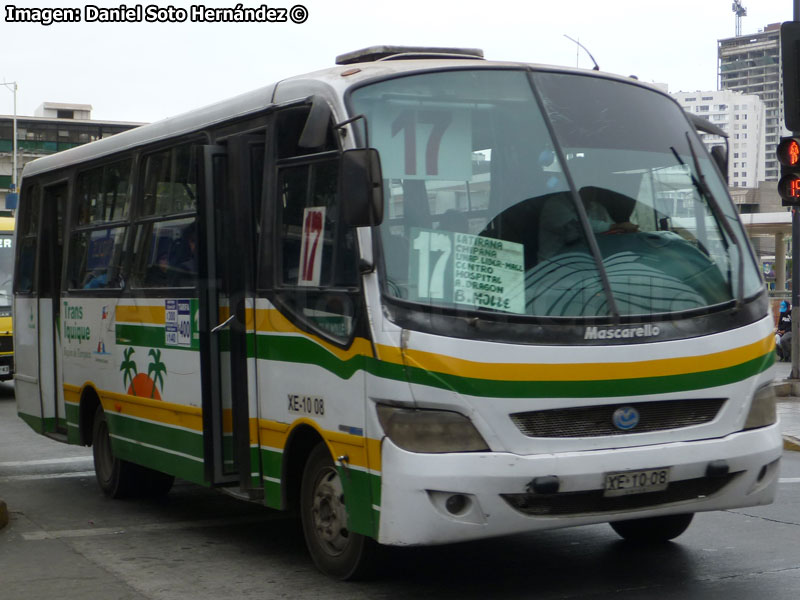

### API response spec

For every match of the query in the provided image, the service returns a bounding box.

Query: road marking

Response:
[779,477,800,483]
[0,456,92,468]
[0,471,95,482]
[22,515,282,541]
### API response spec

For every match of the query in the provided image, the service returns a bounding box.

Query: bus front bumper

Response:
[375,423,782,546]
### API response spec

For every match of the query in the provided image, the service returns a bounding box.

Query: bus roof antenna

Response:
[563,35,600,71]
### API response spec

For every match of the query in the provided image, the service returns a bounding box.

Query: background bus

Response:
[13,46,782,579]
[0,213,14,381]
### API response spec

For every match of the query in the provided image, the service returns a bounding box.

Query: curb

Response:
[785,435,800,452]
[772,380,800,397]
[0,499,8,530]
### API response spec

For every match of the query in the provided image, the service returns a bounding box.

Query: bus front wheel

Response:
[300,443,374,580]
[610,513,694,543]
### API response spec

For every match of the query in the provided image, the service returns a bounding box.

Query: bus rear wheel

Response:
[92,405,138,498]
[610,513,694,543]
[91,405,174,499]
[300,443,374,580]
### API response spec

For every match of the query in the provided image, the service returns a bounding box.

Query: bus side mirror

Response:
[711,145,728,183]
[340,148,384,227]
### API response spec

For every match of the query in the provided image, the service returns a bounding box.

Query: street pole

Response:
[1,81,18,196]
[792,0,800,379]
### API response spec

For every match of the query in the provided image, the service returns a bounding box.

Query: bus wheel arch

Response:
[85,393,174,499]
[283,424,325,512]
[78,385,102,446]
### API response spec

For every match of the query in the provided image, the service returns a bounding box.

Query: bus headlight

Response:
[743,385,777,430]
[377,405,490,453]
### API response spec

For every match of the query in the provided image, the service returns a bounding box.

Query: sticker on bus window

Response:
[410,228,526,314]
[372,106,471,181]
[298,207,326,287]
[165,298,198,348]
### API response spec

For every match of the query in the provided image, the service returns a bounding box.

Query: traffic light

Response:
[782,22,800,132]
[777,136,800,206]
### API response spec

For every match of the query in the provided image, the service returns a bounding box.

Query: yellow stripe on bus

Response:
[379,333,775,382]
[115,304,166,324]
[258,418,381,472]
[254,308,375,361]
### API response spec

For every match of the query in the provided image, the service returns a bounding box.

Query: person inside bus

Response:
[777,300,792,361]
[538,187,639,261]
[83,269,108,289]
[169,224,198,286]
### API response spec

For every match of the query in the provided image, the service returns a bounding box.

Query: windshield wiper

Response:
[670,133,744,309]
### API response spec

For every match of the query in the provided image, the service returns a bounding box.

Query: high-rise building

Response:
[0,102,143,209]
[672,89,766,188]
[718,23,789,181]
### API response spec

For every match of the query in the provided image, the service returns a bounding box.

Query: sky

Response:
[1,0,798,124]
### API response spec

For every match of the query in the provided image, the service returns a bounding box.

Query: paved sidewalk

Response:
[771,360,800,451]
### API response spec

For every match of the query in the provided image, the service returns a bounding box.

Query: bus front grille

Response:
[510,398,726,438]
[0,335,12,354]
[501,472,739,516]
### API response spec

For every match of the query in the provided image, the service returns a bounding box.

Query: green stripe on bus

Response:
[106,412,206,484]
[116,323,199,351]
[116,323,165,348]
[111,435,205,484]
[255,333,774,398]
[106,412,204,459]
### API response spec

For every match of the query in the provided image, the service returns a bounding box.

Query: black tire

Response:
[92,405,138,498]
[610,513,694,543]
[92,405,174,498]
[138,467,175,498]
[300,443,375,580]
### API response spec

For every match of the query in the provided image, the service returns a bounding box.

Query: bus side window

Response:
[66,158,132,291]
[15,183,40,294]
[273,108,359,342]
[130,143,198,289]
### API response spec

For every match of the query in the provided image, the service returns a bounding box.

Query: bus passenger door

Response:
[198,140,260,491]
[29,182,67,435]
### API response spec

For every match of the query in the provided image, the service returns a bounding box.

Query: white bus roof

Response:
[20,49,672,181]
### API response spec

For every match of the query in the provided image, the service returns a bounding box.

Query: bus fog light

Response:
[445,494,469,515]
[743,385,777,430]
[427,490,485,524]
[376,405,489,453]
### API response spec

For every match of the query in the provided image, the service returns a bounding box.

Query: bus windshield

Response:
[0,233,13,310]
[349,69,763,318]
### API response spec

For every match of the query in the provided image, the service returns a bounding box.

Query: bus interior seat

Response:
[579,186,636,224]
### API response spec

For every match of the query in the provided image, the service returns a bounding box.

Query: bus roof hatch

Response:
[335,45,484,65]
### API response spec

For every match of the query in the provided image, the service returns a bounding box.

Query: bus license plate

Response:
[0,365,8,375]
[604,467,670,497]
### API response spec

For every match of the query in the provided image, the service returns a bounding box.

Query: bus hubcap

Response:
[311,467,348,554]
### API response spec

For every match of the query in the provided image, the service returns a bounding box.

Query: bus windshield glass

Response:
[349,69,762,318]
[0,233,13,309]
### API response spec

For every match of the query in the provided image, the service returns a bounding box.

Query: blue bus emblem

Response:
[612,406,639,431]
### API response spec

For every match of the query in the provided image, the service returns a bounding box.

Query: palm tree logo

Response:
[120,347,137,391]
[147,348,167,399]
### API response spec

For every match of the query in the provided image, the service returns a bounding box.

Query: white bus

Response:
[14,46,781,579]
